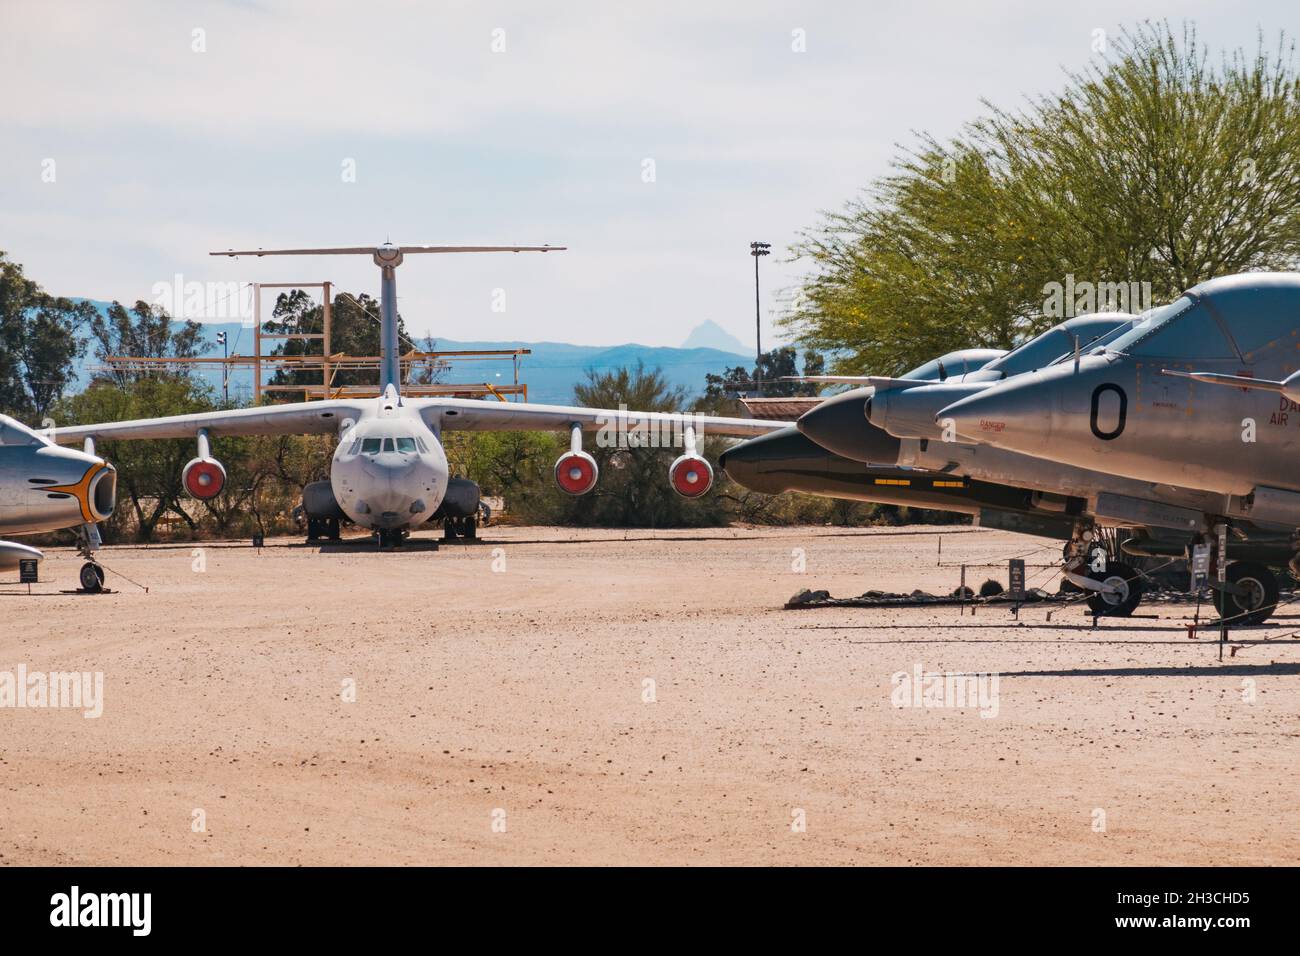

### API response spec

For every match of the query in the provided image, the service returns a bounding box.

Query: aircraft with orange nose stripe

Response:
[0,414,116,590]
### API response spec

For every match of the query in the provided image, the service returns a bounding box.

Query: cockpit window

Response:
[983,319,1129,377]
[903,349,1003,382]
[1201,283,1300,360]
[1103,296,1236,359]
[360,438,382,454]
[1076,321,1135,358]
[0,416,46,447]
[382,438,395,452]
[395,437,417,453]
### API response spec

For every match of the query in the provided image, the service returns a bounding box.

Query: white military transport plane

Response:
[52,243,786,548]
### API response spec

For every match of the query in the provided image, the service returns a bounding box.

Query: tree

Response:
[0,252,94,418]
[783,22,1300,375]
[564,362,728,527]
[54,377,216,541]
[87,299,207,387]
[263,289,423,394]
[701,347,826,409]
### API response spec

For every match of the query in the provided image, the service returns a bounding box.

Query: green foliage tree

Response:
[783,22,1300,374]
[263,289,426,394]
[701,347,825,411]
[87,300,207,386]
[0,252,94,418]
[54,377,215,541]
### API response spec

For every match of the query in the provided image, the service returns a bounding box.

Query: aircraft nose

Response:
[938,380,1048,448]
[719,426,832,493]
[796,387,902,464]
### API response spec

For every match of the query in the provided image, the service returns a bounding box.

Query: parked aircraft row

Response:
[4,250,1297,624]
[722,273,1300,624]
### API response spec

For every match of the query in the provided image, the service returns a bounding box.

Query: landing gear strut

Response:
[377,528,405,549]
[75,522,105,594]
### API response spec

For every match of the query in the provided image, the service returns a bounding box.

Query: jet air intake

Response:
[667,424,713,499]
[555,423,598,495]
[182,429,226,500]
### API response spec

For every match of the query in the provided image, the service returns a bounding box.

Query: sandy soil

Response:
[1,524,1298,866]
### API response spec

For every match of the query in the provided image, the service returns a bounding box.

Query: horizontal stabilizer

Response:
[210,244,565,257]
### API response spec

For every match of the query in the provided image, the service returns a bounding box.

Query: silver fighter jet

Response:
[0,414,116,589]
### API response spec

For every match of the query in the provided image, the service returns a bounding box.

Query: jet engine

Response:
[182,429,225,500]
[668,424,713,498]
[668,453,713,498]
[431,477,481,519]
[554,424,598,495]
[182,457,226,499]
[302,480,347,520]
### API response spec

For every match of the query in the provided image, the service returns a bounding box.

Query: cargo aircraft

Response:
[50,243,786,549]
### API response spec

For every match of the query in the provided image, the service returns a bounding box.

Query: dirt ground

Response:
[2,524,1298,866]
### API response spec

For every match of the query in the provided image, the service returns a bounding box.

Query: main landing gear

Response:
[305,516,342,543]
[443,515,477,542]
[1212,560,1278,627]
[1061,523,1144,617]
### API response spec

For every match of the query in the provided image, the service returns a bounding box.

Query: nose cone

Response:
[796,388,901,464]
[939,374,1053,449]
[719,426,832,494]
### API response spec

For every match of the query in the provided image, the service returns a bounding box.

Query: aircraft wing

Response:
[782,375,922,389]
[414,398,790,437]
[49,400,369,445]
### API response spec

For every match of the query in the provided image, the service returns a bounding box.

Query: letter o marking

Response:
[1090,383,1127,440]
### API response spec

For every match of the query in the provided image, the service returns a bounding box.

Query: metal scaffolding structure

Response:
[93,281,530,402]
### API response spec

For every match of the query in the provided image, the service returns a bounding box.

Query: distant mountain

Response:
[430,338,753,404]
[681,319,750,355]
[65,300,754,405]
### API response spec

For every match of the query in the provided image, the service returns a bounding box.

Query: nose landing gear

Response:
[376,528,406,549]
[79,561,106,593]
[75,522,106,594]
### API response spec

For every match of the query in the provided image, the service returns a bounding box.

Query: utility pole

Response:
[750,241,770,395]
[216,330,228,405]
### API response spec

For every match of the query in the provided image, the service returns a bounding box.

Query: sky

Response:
[1,0,1295,350]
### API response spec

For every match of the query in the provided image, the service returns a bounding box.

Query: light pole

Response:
[216,331,228,405]
[750,241,770,395]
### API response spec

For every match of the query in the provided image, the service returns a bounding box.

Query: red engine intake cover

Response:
[182,457,227,500]
[669,454,713,498]
[554,451,598,495]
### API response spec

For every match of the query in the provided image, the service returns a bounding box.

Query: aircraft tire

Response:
[79,562,105,593]
[1085,560,1143,617]
[1213,561,1278,627]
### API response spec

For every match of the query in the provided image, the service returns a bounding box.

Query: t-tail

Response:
[211,242,566,396]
